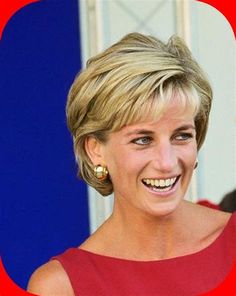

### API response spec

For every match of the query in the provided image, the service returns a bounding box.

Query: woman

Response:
[27,33,236,295]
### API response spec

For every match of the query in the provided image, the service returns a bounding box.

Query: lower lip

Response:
[143,177,180,197]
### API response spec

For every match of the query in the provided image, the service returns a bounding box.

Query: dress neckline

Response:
[72,212,235,264]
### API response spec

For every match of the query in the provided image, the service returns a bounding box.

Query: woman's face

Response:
[94,102,197,218]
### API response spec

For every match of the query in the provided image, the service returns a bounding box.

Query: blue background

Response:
[0,0,89,289]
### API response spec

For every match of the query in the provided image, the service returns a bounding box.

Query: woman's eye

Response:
[132,137,151,145]
[174,133,193,141]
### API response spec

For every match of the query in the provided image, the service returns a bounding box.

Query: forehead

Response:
[159,99,195,121]
[116,102,195,136]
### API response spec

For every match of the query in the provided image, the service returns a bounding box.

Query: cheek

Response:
[182,145,197,167]
[106,148,147,181]
[176,141,197,161]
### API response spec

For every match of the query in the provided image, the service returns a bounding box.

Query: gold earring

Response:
[94,165,108,180]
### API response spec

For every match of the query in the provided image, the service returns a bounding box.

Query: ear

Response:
[85,136,105,165]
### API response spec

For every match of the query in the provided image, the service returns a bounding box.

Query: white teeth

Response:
[159,180,165,187]
[143,177,177,188]
[165,179,171,186]
[154,180,160,186]
[152,186,171,192]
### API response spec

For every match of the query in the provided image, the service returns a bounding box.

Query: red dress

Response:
[52,213,236,296]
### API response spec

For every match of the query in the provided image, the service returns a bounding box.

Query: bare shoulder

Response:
[192,202,232,240]
[203,205,231,226]
[27,260,74,296]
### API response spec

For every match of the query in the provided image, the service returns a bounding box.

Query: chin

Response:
[144,201,181,218]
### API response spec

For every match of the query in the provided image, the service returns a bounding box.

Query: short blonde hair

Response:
[66,33,212,196]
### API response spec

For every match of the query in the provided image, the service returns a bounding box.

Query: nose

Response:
[152,142,177,173]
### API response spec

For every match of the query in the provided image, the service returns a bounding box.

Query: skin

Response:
[97,105,198,219]
[27,101,231,295]
[81,101,230,260]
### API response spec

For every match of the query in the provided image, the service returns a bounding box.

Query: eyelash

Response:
[131,133,194,146]
[174,133,194,141]
[131,136,151,145]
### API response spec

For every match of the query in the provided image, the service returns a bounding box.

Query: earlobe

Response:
[85,136,104,165]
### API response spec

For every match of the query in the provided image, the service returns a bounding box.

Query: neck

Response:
[103,199,192,260]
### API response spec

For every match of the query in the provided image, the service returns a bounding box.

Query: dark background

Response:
[0,0,89,289]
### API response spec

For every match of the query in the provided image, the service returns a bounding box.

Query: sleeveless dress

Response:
[52,213,236,296]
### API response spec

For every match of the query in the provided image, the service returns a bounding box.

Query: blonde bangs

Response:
[66,32,213,196]
[109,77,201,132]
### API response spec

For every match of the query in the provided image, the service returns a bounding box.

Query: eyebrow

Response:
[125,124,196,137]
[174,124,196,132]
[125,129,154,137]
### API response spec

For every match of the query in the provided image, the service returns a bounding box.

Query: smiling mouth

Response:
[142,176,180,192]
